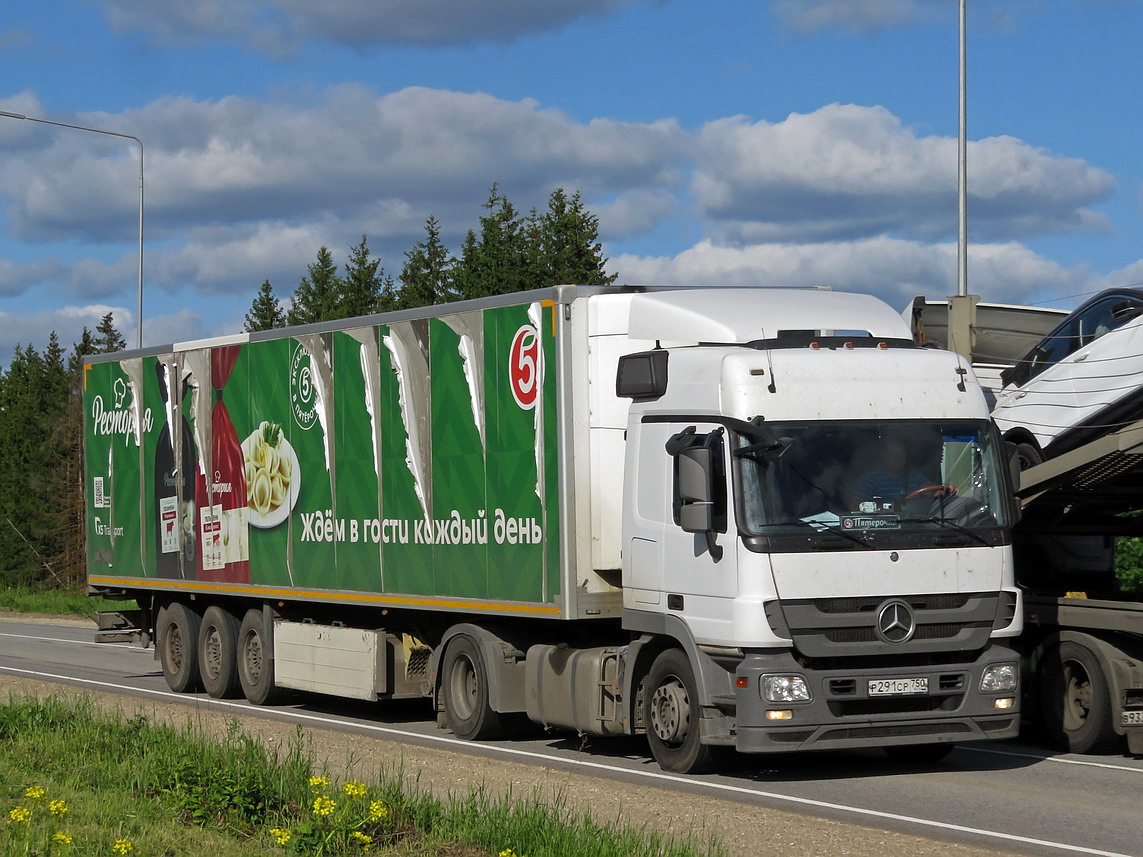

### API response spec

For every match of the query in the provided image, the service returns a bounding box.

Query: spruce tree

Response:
[454,186,530,300]
[529,188,617,287]
[398,217,459,310]
[245,280,286,331]
[337,235,390,319]
[94,312,126,353]
[287,246,341,326]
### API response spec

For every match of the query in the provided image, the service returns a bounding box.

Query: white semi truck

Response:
[86,286,1023,773]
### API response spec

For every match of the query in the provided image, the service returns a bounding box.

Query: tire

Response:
[157,602,202,693]
[1039,641,1122,754]
[883,743,954,763]
[237,608,279,706]
[441,635,502,741]
[643,648,722,774]
[198,605,241,699]
[1015,441,1043,471]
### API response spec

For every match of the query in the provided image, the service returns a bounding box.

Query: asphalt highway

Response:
[2,617,1141,857]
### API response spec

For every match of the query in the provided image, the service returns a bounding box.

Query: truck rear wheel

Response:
[237,609,279,706]
[198,606,241,699]
[441,635,503,741]
[1040,641,1121,754]
[157,602,201,693]
[644,648,722,774]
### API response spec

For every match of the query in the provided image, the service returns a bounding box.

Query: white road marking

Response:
[962,744,1143,774]
[0,664,1133,857]
[0,631,143,651]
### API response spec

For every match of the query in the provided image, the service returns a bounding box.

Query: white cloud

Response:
[693,104,1113,244]
[0,304,131,367]
[0,87,1125,357]
[612,237,1087,310]
[1,86,688,248]
[770,0,929,34]
[98,0,644,52]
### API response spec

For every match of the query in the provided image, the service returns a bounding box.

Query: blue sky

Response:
[1,0,1140,360]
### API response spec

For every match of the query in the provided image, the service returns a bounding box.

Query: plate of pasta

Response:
[242,421,300,529]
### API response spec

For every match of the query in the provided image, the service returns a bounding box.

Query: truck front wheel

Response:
[441,635,503,741]
[1040,641,1121,754]
[198,606,241,699]
[644,649,722,774]
[157,603,202,693]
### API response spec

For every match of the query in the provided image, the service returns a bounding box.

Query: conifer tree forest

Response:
[0,186,617,587]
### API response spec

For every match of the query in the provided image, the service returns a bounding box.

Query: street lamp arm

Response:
[0,109,145,349]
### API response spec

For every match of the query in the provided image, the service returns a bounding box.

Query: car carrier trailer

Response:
[909,295,1143,755]
[86,285,1024,772]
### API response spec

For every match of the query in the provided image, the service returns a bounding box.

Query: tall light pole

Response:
[947,0,978,360]
[0,110,144,349]
[957,0,968,299]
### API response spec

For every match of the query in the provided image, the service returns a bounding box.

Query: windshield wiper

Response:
[905,516,992,546]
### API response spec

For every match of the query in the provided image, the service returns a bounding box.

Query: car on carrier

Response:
[991,287,1143,466]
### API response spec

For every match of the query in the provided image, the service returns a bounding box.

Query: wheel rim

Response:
[1061,659,1092,731]
[242,630,262,685]
[165,625,183,673]
[203,626,223,680]
[649,676,690,746]
[449,654,478,720]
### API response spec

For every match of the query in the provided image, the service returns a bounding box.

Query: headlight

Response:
[762,675,811,703]
[980,663,1018,693]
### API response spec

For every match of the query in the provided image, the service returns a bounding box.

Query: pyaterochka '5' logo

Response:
[508,324,541,410]
[290,343,318,430]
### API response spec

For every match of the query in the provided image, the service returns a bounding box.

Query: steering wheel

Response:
[904,484,958,500]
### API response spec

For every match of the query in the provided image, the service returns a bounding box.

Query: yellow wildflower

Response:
[9,806,30,823]
[52,832,74,846]
[342,780,367,799]
[270,827,292,846]
[49,800,68,816]
[499,850,519,857]
[368,800,388,821]
[24,786,46,800]
[350,831,373,845]
[112,840,134,855]
[312,796,336,817]
[308,776,330,789]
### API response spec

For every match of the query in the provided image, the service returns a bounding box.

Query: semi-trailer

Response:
[86,285,1023,772]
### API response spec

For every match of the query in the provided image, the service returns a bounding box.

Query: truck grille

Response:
[775,592,999,658]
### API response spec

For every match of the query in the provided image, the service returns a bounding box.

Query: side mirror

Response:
[667,428,725,561]
[677,446,715,533]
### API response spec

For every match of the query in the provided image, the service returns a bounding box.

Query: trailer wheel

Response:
[644,648,722,774]
[237,609,279,706]
[157,602,201,693]
[198,606,241,699]
[1040,641,1122,754]
[441,635,502,741]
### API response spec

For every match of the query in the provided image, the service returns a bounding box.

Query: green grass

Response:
[0,694,722,857]
[0,585,135,618]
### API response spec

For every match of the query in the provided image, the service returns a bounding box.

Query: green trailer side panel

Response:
[84,298,564,612]
[430,315,489,598]
[331,327,383,592]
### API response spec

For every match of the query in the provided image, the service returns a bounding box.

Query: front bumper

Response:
[732,643,1020,753]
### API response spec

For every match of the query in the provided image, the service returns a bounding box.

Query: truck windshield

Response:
[734,420,1011,549]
